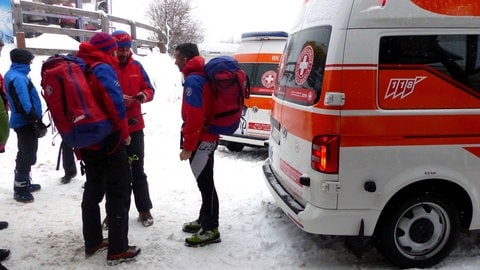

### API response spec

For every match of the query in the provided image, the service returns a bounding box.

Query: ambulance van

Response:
[263,0,480,268]
[219,31,288,152]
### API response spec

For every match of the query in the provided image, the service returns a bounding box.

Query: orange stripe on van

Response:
[271,103,340,139]
[410,0,480,16]
[273,98,480,147]
[325,65,480,110]
[234,53,283,64]
[289,114,480,147]
[245,95,273,109]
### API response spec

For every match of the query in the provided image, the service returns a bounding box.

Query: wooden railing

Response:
[11,0,162,55]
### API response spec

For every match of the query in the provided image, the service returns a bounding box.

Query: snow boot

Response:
[138,211,154,227]
[61,172,76,184]
[0,221,7,230]
[85,238,108,257]
[107,246,141,265]
[28,174,41,192]
[182,219,201,233]
[0,249,10,261]
[14,173,34,203]
[185,228,221,247]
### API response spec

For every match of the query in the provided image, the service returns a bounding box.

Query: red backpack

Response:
[40,55,113,148]
[203,56,250,135]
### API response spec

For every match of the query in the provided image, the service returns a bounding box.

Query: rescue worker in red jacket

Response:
[76,32,140,265]
[174,43,221,247]
[112,30,155,227]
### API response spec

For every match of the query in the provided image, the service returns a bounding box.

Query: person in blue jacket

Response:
[4,48,43,203]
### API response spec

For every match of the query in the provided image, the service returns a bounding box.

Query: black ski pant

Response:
[125,130,152,213]
[80,136,132,255]
[14,124,38,175]
[189,141,219,231]
[61,141,77,176]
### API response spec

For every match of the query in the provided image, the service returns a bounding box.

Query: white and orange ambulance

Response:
[263,0,480,268]
[219,31,288,152]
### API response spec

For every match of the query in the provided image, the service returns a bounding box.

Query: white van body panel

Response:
[264,0,480,267]
[264,0,480,236]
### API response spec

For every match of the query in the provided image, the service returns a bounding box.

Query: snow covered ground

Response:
[1,34,480,270]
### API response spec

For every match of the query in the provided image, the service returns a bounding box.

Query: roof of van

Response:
[241,31,288,40]
[350,0,480,28]
[290,0,480,33]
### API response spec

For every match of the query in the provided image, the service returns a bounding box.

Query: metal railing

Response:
[11,0,162,55]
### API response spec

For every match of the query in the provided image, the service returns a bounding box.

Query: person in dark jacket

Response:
[4,48,43,203]
[174,43,221,247]
[112,30,155,227]
[76,32,140,265]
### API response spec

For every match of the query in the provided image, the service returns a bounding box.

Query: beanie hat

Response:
[89,32,118,53]
[112,30,132,48]
[10,48,34,64]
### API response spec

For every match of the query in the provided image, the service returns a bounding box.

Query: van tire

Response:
[226,142,244,152]
[374,193,460,269]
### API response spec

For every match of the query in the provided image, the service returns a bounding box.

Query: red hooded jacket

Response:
[181,56,219,151]
[117,52,155,133]
[76,42,130,148]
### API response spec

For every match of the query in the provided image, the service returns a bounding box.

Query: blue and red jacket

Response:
[76,42,129,148]
[117,52,155,133]
[181,56,219,151]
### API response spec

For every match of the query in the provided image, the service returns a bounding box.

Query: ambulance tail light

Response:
[311,135,339,174]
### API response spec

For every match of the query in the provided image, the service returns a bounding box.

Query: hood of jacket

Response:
[182,56,205,77]
[76,42,119,68]
[9,63,31,75]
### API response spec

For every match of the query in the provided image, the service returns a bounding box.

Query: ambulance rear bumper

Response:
[262,160,380,236]
[219,134,268,147]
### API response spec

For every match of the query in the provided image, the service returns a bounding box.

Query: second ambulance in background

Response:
[219,31,288,152]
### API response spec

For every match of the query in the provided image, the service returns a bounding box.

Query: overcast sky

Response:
[190,0,301,42]
[111,0,301,42]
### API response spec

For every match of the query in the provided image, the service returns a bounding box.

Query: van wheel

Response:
[374,193,460,268]
[226,142,244,152]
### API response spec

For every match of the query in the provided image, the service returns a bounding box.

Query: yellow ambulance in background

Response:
[219,31,288,152]
[263,0,480,268]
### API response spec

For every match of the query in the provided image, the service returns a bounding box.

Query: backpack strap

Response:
[8,79,38,122]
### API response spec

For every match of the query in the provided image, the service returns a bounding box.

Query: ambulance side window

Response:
[239,63,255,84]
[275,26,331,105]
[380,35,480,92]
[239,63,279,96]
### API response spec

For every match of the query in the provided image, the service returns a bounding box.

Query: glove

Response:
[127,118,138,126]
[134,92,146,103]
[32,120,48,138]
